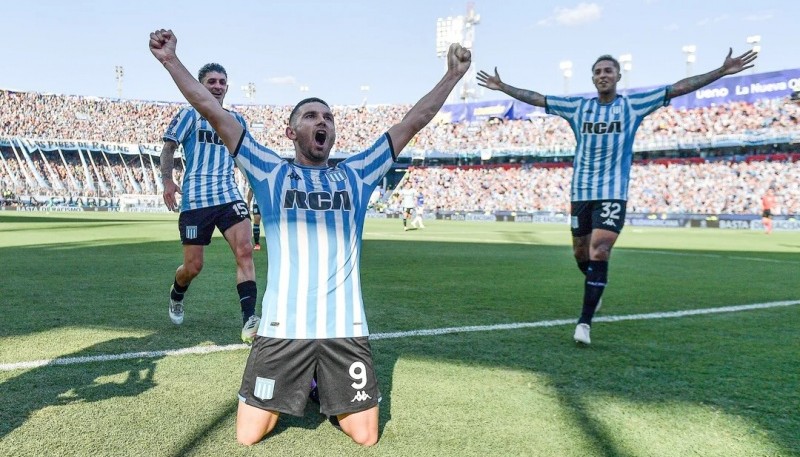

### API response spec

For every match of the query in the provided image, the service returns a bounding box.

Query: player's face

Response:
[286,102,336,166]
[591,60,620,96]
[201,71,228,104]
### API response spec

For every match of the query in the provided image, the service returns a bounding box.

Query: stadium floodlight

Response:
[299,85,309,93]
[682,45,696,77]
[241,82,256,102]
[114,66,124,98]
[618,54,632,91]
[746,35,761,53]
[360,85,370,105]
[436,3,480,103]
[746,35,761,74]
[559,60,573,94]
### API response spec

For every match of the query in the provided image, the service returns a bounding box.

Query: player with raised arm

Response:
[150,28,471,446]
[478,48,757,345]
[160,63,260,344]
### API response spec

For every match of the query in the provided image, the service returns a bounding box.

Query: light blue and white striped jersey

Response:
[546,87,669,201]
[164,107,248,211]
[233,131,396,339]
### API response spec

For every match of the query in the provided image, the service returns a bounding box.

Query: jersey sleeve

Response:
[232,111,248,130]
[545,95,583,129]
[627,86,670,118]
[163,107,193,144]
[339,133,395,189]
[232,130,284,184]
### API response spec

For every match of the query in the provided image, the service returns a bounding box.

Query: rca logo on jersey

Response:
[284,190,352,211]
[581,121,622,134]
[350,390,372,402]
[197,129,224,145]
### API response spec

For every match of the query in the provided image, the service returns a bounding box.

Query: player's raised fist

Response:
[149,29,177,63]
[447,43,472,75]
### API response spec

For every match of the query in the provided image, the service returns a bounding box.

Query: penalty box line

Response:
[2,300,798,372]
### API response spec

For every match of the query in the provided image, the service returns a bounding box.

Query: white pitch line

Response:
[630,249,800,264]
[1,300,798,372]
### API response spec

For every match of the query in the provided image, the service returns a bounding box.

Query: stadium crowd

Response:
[1,88,799,215]
[398,159,800,216]
[2,88,798,153]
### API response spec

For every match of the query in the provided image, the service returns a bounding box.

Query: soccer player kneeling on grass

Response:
[150,28,472,445]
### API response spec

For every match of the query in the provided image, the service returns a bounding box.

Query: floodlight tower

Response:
[436,3,480,103]
[682,45,696,77]
[746,35,761,74]
[241,82,256,102]
[115,66,124,98]
[618,54,632,91]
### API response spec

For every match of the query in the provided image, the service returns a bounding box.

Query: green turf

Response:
[1,212,798,456]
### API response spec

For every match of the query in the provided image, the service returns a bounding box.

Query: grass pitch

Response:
[1,212,798,456]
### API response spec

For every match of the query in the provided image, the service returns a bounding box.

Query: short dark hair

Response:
[592,55,620,73]
[198,63,227,83]
[289,97,331,126]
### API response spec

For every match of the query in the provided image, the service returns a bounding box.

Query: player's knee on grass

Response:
[236,404,278,446]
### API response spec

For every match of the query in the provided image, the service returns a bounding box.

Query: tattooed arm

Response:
[668,48,758,99]
[477,67,546,107]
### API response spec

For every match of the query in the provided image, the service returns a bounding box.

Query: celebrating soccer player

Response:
[477,48,757,345]
[150,28,471,446]
[160,63,260,344]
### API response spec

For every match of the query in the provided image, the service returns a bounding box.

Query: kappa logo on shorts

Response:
[350,390,372,402]
[186,226,198,239]
[254,377,275,400]
[602,219,617,227]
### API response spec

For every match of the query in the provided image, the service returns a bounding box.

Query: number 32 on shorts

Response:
[601,201,621,220]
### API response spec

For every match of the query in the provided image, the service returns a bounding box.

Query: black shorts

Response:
[238,336,380,417]
[178,201,250,245]
[762,209,772,218]
[571,200,627,237]
[252,202,261,216]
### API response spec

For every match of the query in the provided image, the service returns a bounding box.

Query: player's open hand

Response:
[162,179,181,212]
[476,67,503,91]
[448,43,472,76]
[149,29,177,64]
[720,48,758,76]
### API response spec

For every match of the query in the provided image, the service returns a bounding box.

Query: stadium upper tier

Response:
[1,85,798,158]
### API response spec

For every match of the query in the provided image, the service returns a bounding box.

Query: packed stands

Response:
[1,85,799,217]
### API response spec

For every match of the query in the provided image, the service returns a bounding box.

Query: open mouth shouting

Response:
[314,129,328,148]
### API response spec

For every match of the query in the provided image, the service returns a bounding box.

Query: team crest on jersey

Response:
[326,169,346,182]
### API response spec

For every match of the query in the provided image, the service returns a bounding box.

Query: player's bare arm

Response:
[476,67,546,107]
[160,140,181,211]
[149,29,243,152]
[388,43,471,153]
[668,48,758,99]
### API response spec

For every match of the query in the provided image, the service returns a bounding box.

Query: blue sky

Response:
[2,0,797,106]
